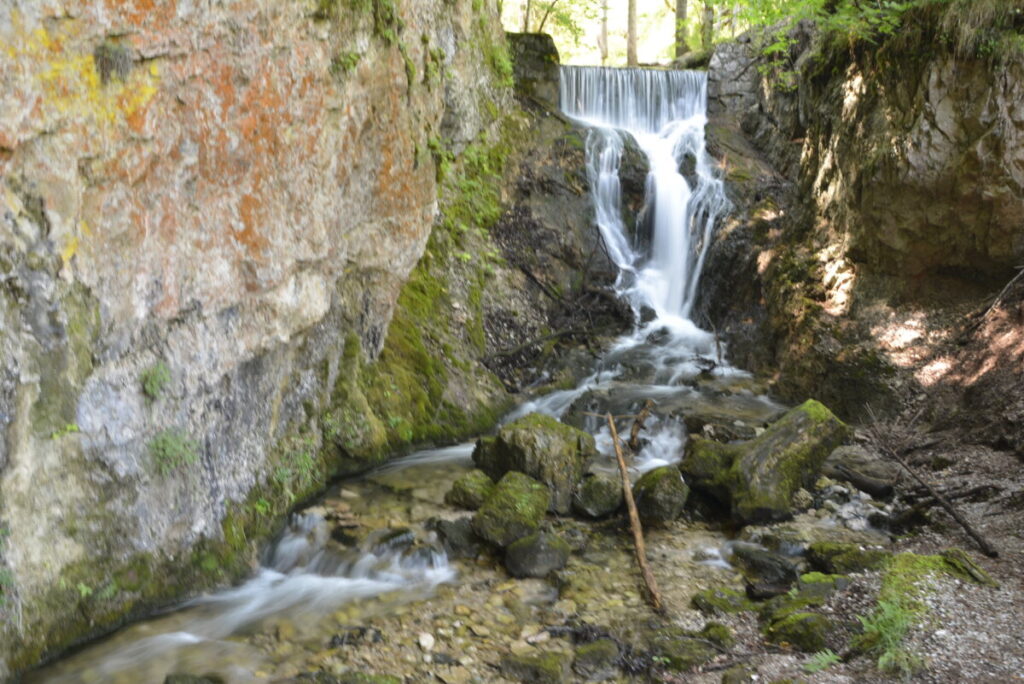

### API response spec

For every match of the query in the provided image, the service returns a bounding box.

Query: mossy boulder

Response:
[764,612,833,652]
[650,626,720,672]
[473,413,595,514]
[501,651,573,683]
[807,542,891,574]
[681,400,851,524]
[472,471,551,547]
[632,466,689,526]
[573,638,620,680]
[573,472,623,518]
[691,587,756,615]
[444,469,495,510]
[505,531,571,578]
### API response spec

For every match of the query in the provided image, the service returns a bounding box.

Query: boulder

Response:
[764,612,833,652]
[691,587,755,615]
[649,626,719,672]
[807,541,891,574]
[632,466,689,526]
[573,472,623,518]
[427,517,484,560]
[504,532,571,578]
[729,543,799,599]
[444,469,495,510]
[473,413,595,514]
[823,445,900,498]
[681,400,851,523]
[472,472,551,547]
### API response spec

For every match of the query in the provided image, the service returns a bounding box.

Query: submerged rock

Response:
[505,532,571,578]
[632,466,689,526]
[473,413,595,514]
[472,472,551,547]
[573,472,624,518]
[444,469,495,510]
[681,399,851,523]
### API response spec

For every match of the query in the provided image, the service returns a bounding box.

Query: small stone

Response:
[454,604,471,616]
[632,466,689,526]
[791,488,814,510]
[505,532,572,578]
[445,469,495,510]
[510,639,534,656]
[501,651,573,684]
[573,638,619,680]
[418,632,436,652]
[573,472,623,518]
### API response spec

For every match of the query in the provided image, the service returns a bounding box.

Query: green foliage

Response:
[803,648,842,673]
[273,434,320,502]
[140,360,171,401]
[856,600,922,676]
[148,428,199,476]
[330,51,361,76]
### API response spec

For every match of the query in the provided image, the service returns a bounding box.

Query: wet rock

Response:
[691,587,756,615]
[632,466,689,526]
[573,638,620,681]
[729,544,799,599]
[683,413,759,443]
[428,517,485,560]
[823,445,900,498]
[473,413,595,514]
[506,32,561,108]
[764,612,833,652]
[681,400,851,523]
[444,469,496,510]
[807,541,891,574]
[329,626,383,648]
[739,517,889,556]
[649,626,719,672]
[500,651,573,683]
[164,676,224,684]
[472,472,551,547]
[505,532,572,578]
[573,472,623,518]
[758,573,847,625]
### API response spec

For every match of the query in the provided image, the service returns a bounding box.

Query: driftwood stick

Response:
[629,399,655,452]
[866,410,999,558]
[606,413,665,614]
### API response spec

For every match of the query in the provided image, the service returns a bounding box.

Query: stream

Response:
[31,67,788,683]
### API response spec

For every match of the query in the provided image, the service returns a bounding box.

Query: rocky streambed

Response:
[29,337,1015,684]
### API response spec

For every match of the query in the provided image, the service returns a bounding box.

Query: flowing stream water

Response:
[32,67,784,683]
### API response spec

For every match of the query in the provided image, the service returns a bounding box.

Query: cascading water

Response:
[561,66,730,325]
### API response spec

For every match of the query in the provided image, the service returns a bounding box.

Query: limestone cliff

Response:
[0,0,558,675]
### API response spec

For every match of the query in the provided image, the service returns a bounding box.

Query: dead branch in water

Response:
[865,407,999,558]
[606,412,665,614]
[629,399,655,452]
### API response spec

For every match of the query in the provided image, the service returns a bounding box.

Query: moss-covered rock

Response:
[699,622,735,649]
[807,542,891,574]
[501,651,573,683]
[504,531,571,578]
[631,466,689,526]
[650,626,720,672]
[473,413,594,514]
[472,471,550,547]
[573,472,623,518]
[682,400,850,524]
[573,638,619,680]
[444,468,495,509]
[691,587,756,615]
[764,612,833,652]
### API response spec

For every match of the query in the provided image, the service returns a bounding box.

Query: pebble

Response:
[418,632,435,651]
[510,639,534,656]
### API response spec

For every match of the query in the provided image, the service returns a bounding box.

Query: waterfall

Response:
[560,66,729,324]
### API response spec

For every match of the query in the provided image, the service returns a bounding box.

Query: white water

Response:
[561,66,729,324]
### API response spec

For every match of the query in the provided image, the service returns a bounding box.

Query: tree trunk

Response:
[627,0,638,66]
[701,0,713,52]
[599,0,609,65]
[522,0,532,32]
[675,0,689,59]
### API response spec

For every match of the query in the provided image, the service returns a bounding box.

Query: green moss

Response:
[691,587,755,615]
[148,428,199,476]
[650,626,720,672]
[807,542,891,574]
[766,612,833,652]
[140,360,171,401]
[501,651,572,683]
[444,468,495,509]
[472,471,550,547]
[330,51,361,77]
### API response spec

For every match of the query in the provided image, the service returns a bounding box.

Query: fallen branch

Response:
[629,399,655,452]
[866,408,999,558]
[607,413,665,614]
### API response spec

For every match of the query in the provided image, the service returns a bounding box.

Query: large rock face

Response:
[0,0,517,676]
